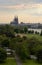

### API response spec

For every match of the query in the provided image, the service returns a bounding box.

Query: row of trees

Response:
[0,25,42,35]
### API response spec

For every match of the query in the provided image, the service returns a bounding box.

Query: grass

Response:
[27,34,42,41]
[17,33,42,41]
[19,33,42,41]
[23,59,42,65]
[0,57,17,65]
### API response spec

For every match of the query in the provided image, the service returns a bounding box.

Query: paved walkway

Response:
[13,51,22,65]
[15,54,22,65]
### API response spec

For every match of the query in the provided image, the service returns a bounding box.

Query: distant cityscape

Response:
[10,16,42,29]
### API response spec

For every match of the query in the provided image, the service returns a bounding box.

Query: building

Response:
[10,16,19,25]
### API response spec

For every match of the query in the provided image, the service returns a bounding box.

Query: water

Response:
[28,28,42,33]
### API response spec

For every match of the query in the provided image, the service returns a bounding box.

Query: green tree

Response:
[28,37,39,55]
[40,30,42,36]
[15,40,30,60]
[0,48,7,63]
[37,50,42,63]
[24,27,28,33]
[1,38,10,47]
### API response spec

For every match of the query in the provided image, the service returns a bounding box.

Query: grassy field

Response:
[23,59,42,65]
[0,57,17,65]
[1,58,41,65]
[18,33,42,41]
[27,34,42,41]
[19,33,42,41]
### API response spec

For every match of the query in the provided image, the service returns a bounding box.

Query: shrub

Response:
[40,30,42,36]
[28,37,39,55]
[15,40,30,61]
[1,39,9,47]
[28,30,34,34]
[35,31,39,34]
[0,48,7,63]
[22,36,27,40]
[37,50,42,63]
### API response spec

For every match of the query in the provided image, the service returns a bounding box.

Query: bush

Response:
[37,50,42,63]
[1,39,10,47]
[22,36,27,40]
[24,27,28,33]
[28,37,39,55]
[15,41,30,60]
[28,30,34,34]
[35,31,39,34]
[0,48,7,63]
[40,30,42,36]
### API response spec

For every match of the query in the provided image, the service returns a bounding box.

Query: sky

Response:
[0,0,42,24]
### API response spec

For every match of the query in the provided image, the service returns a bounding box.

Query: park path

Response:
[13,50,22,65]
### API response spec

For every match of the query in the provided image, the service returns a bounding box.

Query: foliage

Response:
[0,25,42,63]
[37,50,42,63]
[35,31,39,34]
[28,37,39,55]
[1,38,10,47]
[28,30,34,34]
[40,30,42,36]
[24,27,28,33]
[0,57,17,65]
[15,40,30,60]
[0,48,7,63]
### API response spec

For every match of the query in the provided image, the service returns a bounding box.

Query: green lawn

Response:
[18,33,42,41]
[26,34,42,41]
[0,57,17,65]
[23,59,42,65]
[18,33,42,42]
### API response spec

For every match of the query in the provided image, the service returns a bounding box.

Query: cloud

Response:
[0,3,42,15]
[0,3,42,9]
[0,0,42,6]
[0,0,42,23]
[0,4,24,9]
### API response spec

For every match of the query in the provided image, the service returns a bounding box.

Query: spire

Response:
[10,16,19,25]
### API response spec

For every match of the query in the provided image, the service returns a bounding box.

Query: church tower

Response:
[10,16,19,25]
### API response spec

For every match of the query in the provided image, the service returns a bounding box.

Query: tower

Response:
[13,16,18,24]
[10,16,19,25]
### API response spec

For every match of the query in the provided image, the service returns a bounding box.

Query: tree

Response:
[1,39,10,47]
[0,48,7,63]
[24,27,28,33]
[37,50,42,63]
[15,40,30,60]
[40,30,42,36]
[5,32,15,38]
[28,37,39,55]
[14,28,19,33]
[28,30,34,34]
[35,31,39,34]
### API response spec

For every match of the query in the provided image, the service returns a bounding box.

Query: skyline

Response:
[0,0,42,23]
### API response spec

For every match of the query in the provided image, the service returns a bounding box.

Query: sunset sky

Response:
[0,0,42,23]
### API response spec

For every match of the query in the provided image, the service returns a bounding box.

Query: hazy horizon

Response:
[0,0,42,23]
